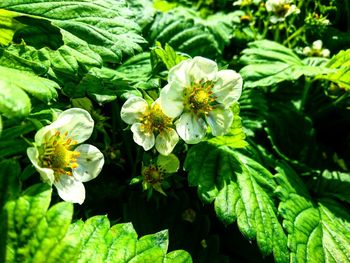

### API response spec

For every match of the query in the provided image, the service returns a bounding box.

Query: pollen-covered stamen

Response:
[184,80,216,116]
[142,165,164,184]
[275,3,291,17]
[40,131,80,179]
[140,104,172,134]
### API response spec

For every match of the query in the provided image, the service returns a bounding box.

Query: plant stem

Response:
[283,26,304,46]
[300,77,312,111]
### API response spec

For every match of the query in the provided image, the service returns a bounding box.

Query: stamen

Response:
[40,130,81,180]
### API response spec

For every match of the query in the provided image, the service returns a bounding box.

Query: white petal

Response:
[27,147,54,185]
[73,144,104,182]
[54,175,85,204]
[35,108,94,145]
[312,40,323,50]
[186,56,218,83]
[168,59,193,87]
[155,128,179,155]
[159,83,184,118]
[213,70,243,106]
[175,112,207,144]
[131,123,155,151]
[322,49,330,58]
[120,96,148,124]
[207,107,234,136]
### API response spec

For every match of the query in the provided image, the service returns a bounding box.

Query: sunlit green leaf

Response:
[0,0,145,63]
[184,143,288,262]
[0,66,59,118]
[276,163,350,262]
[2,184,192,263]
[239,40,331,88]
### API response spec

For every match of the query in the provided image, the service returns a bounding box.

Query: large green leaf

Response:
[2,184,192,263]
[309,170,350,204]
[276,163,350,262]
[184,113,288,262]
[0,9,25,46]
[148,7,239,58]
[239,40,331,88]
[0,0,145,63]
[184,142,288,262]
[0,65,59,118]
[265,102,323,168]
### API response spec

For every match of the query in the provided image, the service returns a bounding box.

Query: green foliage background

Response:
[1,0,350,262]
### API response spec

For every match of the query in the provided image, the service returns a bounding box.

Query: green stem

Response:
[273,24,280,42]
[112,101,134,169]
[345,0,350,32]
[283,26,305,46]
[300,77,312,111]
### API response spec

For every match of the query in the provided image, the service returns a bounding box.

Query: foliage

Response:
[1,183,192,263]
[1,0,350,262]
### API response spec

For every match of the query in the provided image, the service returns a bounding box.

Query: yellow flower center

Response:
[184,80,215,116]
[142,165,164,184]
[140,103,172,134]
[40,131,80,179]
[275,4,291,17]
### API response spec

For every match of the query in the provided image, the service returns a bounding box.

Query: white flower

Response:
[266,0,300,23]
[159,56,243,144]
[303,40,330,58]
[27,108,104,204]
[120,97,179,155]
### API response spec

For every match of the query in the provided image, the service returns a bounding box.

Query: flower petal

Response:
[207,107,234,136]
[175,112,207,144]
[73,144,104,182]
[155,128,179,155]
[54,175,85,204]
[213,70,243,106]
[120,96,148,124]
[187,56,218,83]
[27,147,55,185]
[35,108,94,145]
[131,123,155,151]
[159,83,184,118]
[168,59,193,87]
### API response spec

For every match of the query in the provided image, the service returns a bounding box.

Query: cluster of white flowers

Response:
[265,0,300,23]
[121,56,243,155]
[27,56,242,203]
[303,40,330,58]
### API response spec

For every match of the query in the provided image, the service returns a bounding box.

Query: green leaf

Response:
[0,0,145,63]
[2,184,192,263]
[239,40,331,88]
[317,49,350,90]
[184,143,288,262]
[276,163,350,262]
[265,102,323,168]
[151,42,188,71]
[0,65,59,118]
[310,170,350,204]
[148,7,238,58]
[0,9,25,45]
